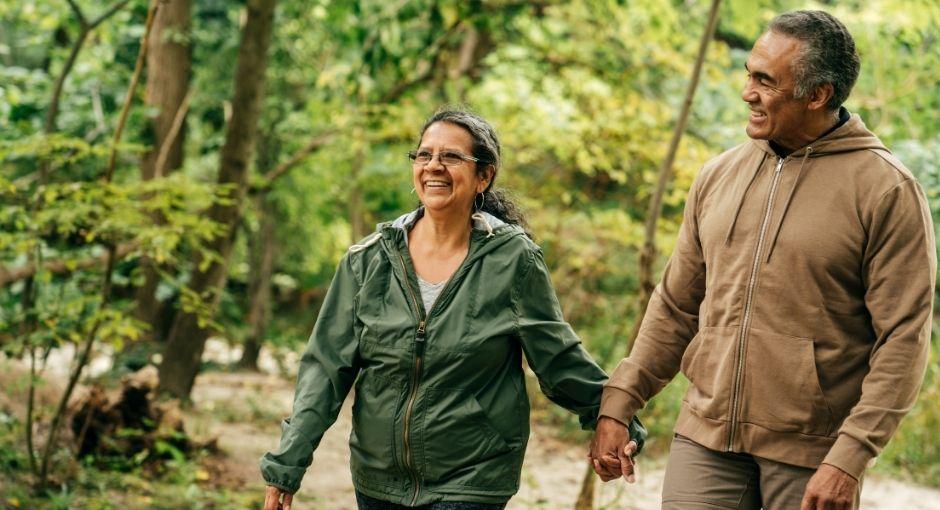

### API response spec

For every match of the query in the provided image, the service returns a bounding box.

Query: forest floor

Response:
[3,341,940,509]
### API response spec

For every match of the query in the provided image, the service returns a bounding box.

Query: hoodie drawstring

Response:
[724,152,768,245]
[470,212,495,238]
[764,146,813,263]
[349,232,383,253]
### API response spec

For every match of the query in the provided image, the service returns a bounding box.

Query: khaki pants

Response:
[661,435,860,509]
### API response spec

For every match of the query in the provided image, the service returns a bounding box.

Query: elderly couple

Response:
[261,11,934,510]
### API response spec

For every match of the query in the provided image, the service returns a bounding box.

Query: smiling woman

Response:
[259,107,646,510]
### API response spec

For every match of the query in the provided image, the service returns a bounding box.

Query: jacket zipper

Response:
[728,156,786,451]
[396,250,425,506]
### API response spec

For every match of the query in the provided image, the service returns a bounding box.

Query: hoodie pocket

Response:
[740,328,834,436]
[681,326,737,421]
[421,387,513,483]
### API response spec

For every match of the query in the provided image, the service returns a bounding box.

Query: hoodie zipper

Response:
[728,156,786,451]
[395,249,426,506]
[394,234,480,506]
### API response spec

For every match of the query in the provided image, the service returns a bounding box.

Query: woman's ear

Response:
[478,165,495,193]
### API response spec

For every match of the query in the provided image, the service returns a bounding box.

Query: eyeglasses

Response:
[407,150,479,167]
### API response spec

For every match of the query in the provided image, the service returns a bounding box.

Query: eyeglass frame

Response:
[407,149,481,167]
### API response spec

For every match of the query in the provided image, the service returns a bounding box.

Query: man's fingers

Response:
[800,493,817,510]
[263,486,279,510]
[282,492,293,510]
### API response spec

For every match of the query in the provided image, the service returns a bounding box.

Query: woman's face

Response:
[412,122,490,216]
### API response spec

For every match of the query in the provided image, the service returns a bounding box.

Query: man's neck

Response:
[771,107,848,157]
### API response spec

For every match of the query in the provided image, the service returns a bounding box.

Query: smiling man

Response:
[590,10,935,510]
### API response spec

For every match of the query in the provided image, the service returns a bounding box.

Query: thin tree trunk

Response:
[34,0,157,487]
[349,125,366,242]
[574,2,721,508]
[626,0,721,355]
[134,0,192,342]
[239,196,276,370]
[158,0,278,400]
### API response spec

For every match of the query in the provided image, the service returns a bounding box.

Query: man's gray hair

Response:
[768,10,860,111]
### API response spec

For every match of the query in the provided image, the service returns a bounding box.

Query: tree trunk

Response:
[574,2,722,508]
[158,0,277,400]
[349,125,367,242]
[238,195,276,371]
[134,0,193,343]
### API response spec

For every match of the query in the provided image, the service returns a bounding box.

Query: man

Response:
[590,10,935,510]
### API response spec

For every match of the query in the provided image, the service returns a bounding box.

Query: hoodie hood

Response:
[751,112,887,158]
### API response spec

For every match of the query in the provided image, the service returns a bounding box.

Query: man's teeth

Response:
[426,181,450,187]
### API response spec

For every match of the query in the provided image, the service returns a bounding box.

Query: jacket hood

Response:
[348,207,525,257]
[751,112,887,158]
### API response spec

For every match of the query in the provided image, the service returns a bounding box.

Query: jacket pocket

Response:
[421,387,514,483]
[349,374,397,472]
[681,325,737,421]
[741,328,834,436]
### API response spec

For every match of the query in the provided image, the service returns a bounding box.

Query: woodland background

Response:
[1,0,939,508]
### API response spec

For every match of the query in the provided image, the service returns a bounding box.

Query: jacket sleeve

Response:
[259,253,363,493]
[600,173,707,425]
[822,178,935,479]
[514,246,647,450]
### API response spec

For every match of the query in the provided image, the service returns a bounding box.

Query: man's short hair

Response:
[768,10,860,111]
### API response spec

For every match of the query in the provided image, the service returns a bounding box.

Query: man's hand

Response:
[263,485,294,510]
[800,463,858,510]
[588,416,638,483]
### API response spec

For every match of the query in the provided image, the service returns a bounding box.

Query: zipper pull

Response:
[775,157,785,173]
[416,321,426,354]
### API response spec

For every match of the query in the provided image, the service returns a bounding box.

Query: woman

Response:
[261,108,645,510]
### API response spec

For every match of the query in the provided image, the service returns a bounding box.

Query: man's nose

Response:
[741,80,758,103]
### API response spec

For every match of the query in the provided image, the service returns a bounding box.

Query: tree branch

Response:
[105,0,158,182]
[259,131,335,186]
[0,241,140,288]
[88,0,134,29]
[154,87,194,178]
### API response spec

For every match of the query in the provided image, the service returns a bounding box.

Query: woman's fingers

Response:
[282,492,293,510]
[263,485,280,510]
[618,440,638,483]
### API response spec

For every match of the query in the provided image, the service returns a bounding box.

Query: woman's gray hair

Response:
[768,10,860,111]
[418,107,529,233]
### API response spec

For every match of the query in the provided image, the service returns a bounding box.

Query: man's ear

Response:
[807,82,834,112]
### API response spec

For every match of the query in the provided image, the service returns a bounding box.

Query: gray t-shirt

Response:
[418,276,446,313]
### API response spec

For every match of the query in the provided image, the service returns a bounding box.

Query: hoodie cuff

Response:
[599,387,642,427]
[821,434,875,480]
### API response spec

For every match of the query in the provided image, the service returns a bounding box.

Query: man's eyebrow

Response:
[744,63,776,84]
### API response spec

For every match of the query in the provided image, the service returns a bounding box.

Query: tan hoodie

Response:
[601,114,935,479]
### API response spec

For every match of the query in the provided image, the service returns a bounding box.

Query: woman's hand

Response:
[263,485,293,510]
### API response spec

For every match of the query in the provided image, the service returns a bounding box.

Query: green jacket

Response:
[260,210,645,505]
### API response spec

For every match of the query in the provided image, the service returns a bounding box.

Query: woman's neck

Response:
[410,207,472,252]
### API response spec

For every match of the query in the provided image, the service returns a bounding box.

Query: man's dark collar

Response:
[770,107,850,158]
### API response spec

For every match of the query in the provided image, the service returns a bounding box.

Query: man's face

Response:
[742,31,814,151]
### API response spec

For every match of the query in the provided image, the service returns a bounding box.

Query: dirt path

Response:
[191,367,940,510]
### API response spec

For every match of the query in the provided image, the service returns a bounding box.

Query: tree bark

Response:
[238,196,276,370]
[158,0,277,400]
[134,0,192,342]
[574,1,722,507]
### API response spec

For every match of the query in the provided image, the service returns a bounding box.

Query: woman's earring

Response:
[474,192,485,211]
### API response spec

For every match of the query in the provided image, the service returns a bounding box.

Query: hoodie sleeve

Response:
[822,177,935,479]
[600,173,707,425]
[513,247,646,450]
[259,253,363,493]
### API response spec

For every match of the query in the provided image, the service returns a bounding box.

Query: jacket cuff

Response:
[259,454,305,494]
[821,434,875,480]
[599,387,642,426]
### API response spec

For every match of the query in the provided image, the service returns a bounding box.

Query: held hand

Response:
[263,485,294,510]
[588,416,638,483]
[800,463,858,510]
